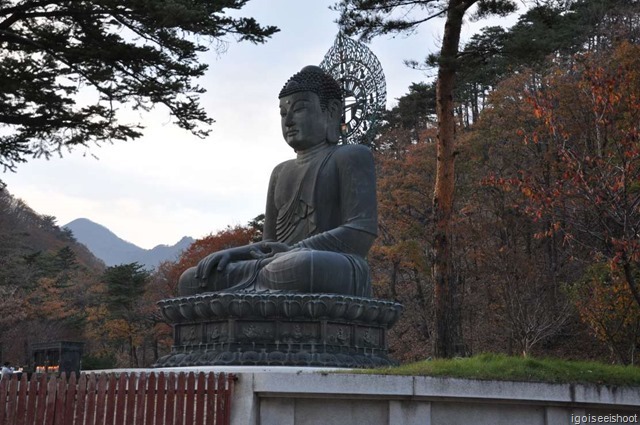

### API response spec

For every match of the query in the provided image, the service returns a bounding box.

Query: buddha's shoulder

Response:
[273,158,295,170]
[333,144,373,162]
[268,159,287,176]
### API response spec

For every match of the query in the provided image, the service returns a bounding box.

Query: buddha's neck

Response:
[295,142,332,164]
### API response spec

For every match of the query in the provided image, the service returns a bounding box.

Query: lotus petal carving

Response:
[179,302,197,320]
[303,299,328,319]
[229,299,252,318]
[345,302,364,320]
[193,297,212,318]
[281,299,302,318]
[257,299,277,317]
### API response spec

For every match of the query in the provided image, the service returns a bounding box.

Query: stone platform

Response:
[154,292,403,368]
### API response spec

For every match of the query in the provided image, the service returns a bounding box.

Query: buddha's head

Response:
[278,66,342,151]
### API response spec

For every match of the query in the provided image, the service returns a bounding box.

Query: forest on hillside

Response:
[0,189,106,364]
[0,186,262,369]
[370,0,640,364]
[2,0,640,368]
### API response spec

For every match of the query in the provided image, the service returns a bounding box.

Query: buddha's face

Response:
[279,91,329,151]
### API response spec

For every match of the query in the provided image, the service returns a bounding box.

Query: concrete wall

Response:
[230,370,640,425]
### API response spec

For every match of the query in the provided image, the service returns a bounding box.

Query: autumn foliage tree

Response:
[451,67,579,357]
[371,140,437,361]
[490,42,640,362]
[367,1,640,360]
[0,187,106,365]
[83,263,151,367]
[145,222,260,360]
[337,0,517,358]
[513,42,640,308]
[458,39,640,361]
[3,246,100,364]
[571,264,640,364]
[153,223,260,297]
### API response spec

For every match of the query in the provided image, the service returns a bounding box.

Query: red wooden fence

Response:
[0,371,235,425]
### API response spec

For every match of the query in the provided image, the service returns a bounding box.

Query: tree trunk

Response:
[153,338,159,362]
[432,0,472,358]
[623,261,640,309]
[390,260,399,299]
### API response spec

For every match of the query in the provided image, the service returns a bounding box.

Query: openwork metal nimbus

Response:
[320,33,387,146]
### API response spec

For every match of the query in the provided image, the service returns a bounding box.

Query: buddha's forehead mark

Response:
[280,93,314,109]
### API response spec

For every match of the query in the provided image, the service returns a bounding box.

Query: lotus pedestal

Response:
[154,292,403,368]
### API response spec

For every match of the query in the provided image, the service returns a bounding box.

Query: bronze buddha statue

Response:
[178,65,377,297]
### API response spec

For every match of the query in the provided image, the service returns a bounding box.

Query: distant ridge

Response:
[63,218,194,269]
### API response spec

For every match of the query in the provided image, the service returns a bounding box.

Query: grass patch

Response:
[353,353,640,386]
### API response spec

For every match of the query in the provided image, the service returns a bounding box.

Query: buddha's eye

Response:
[291,100,309,113]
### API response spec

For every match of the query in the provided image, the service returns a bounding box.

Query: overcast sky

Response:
[1,0,521,249]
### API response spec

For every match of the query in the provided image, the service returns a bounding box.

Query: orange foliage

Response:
[500,42,640,307]
[572,265,640,364]
[26,277,79,321]
[453,67,585,357]
[176,225,258,272]
[82,286,113,356]
[481,42,640,360]
[0,285,27,329]
[142,224,259,360]
[372,141,437,361]
[152,225,258,299]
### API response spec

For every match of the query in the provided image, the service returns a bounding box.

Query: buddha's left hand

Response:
[252,242,290,259]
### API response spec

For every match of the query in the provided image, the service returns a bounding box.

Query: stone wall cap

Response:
[250,373,640,407]
[80,368,640,407]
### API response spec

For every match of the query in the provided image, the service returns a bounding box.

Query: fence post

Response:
[125,373,137,424]
[135,372,147,425]
[185,372,196,423]
[34,373,47,424]
[62,372,77,424]
[195,372,206,424]
[44,373,57,425]
[175,372,186,425]
[156,372,167,425]
[145,372,157,425]
[93,372,108,424]
[0,375,6,425]
[25,373,38,425]
[165,372,176,425]
[53,372,66,425]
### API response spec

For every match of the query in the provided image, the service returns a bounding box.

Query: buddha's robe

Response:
[182,142,377,297]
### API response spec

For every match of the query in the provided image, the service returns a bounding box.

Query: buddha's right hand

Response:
[195,243,279,280]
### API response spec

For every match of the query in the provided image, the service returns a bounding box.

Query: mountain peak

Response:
[63,219,193,269]
[66,217,112,233]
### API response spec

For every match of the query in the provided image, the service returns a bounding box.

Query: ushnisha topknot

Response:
[278,65,343,111]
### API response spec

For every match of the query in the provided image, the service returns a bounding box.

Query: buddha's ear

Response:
[327,98,342,122]
[326,98,342,144]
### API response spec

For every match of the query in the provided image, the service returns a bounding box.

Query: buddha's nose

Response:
[284,115,295,127]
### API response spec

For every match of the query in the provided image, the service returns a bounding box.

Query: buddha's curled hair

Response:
[279,65,343,111]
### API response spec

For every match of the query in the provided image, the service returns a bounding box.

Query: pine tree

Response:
[0,0,278,172]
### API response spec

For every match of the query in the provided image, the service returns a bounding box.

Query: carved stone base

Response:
[154,292,403,368]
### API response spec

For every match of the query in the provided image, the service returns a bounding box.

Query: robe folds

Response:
[183,142,378,297]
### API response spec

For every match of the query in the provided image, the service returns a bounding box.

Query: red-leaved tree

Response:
[515,42,640,309]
